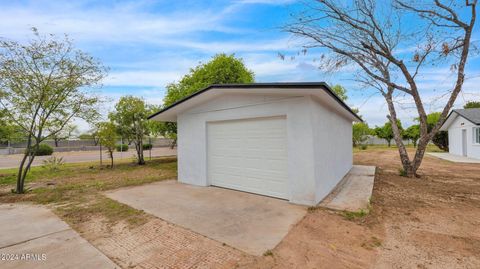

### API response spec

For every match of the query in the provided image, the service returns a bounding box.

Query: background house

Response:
[440,108,480,159]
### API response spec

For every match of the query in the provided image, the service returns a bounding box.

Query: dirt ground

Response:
[1,149,479,268]
[236,149,480,269]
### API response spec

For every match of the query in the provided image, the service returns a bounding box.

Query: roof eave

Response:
[148,83,363,122]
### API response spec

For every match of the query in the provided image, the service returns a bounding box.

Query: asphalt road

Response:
[0,147,177,169]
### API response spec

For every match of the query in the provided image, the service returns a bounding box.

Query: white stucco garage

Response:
[440,108,480,159]
[149,82,362,205]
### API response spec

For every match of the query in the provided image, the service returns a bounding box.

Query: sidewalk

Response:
[0,204,118,269]
[427,152,480,163]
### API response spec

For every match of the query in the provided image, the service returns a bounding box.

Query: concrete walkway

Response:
[427,152,480,163]
[0,147,177,169]
[0,204,118,269]
[320,165,376,212]
[106,180,306,256]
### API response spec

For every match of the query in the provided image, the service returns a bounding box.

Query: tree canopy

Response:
[109,96,150,165]
[163,53,254,107]
[352,122,371,147]
[464,101,480,109]
[331,85,348,101]
[157,54,255,147]
[426,112,449,151]
[375,120,403,147]
[403,125,420,147]
[330,84,361,117]
[0,29,106,193]
[97,121,116,168]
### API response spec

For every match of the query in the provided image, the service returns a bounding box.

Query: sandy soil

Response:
[237,149,480,269]
[360,150,480,269]
[23,149,478,268]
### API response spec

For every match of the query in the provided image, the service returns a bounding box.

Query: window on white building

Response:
[474,127,480,144]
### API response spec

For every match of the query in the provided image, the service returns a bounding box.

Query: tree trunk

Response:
[170,138,177,149]
[410,135,431,177]
[136,140,145,165]
[16,152,29,194]
[387,139,391,147]
[16,134,34,194]
[16,141,39,194]
[109,150,114,168]
[385,92,417,177]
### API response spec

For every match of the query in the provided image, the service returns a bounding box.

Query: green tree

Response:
[375,120,403,147]
[78,133,93,140]
[146,105,177,148]
[331,84,361,116]
[403,125,420,148]
[109,96,150,165]
[0,29,106,193]
[464,101,480,109]
[0,110,24,144]
[97,122,116,168]
[157,54,255,145]
[426,112,448,151]
[163,53,254,107]
[331,84,348,101]
[352,122,371,147]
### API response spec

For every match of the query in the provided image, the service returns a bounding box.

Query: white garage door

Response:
[207,116,289,199]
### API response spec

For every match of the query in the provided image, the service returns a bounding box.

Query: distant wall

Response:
[0,138,174,155]
[364,135,412,146]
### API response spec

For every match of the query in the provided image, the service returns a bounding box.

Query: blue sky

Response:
[0,0,479,131]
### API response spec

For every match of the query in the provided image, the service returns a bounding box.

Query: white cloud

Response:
[0,1,240,45]
[166,37,297,53]
[104,70,182,87]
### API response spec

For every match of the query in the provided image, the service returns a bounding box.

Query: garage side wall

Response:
[176,93,318,205]
[310,97,353,203]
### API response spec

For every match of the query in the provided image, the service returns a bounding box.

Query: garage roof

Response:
[148,82,362,122]
[440,108,480,130]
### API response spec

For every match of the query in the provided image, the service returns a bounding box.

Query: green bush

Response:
[360,144,368,150]
[115,144,129,152]
[142,143,153,150]
[32,144,54,156]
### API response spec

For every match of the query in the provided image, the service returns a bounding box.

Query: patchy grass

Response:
[341,209,369,221]
[56,196,149,228]
[263,250,274,257]
[0,156,177,228]
[398,168,407,177]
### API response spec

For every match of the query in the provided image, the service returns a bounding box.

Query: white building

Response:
[440,108,480,159]
[149,82,362,205]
